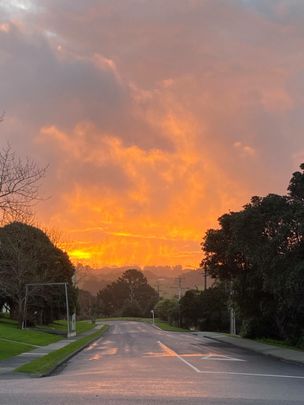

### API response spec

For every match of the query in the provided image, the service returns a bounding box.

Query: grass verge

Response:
[97,317,151,322]
[98,316,189,332]
[154,320,189,332]
[256,337,304,351]
[16,325,109,376]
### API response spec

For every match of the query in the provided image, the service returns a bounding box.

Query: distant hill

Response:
[76,264,214,297]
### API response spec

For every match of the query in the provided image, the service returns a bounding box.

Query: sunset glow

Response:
[69,249,92,261]
[1,1,304,268]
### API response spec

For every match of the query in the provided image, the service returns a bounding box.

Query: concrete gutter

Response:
[193,331,304,366]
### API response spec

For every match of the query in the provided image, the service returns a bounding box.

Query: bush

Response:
[155,299,179,325]
[180,285,229,332]
[240,317,274,339]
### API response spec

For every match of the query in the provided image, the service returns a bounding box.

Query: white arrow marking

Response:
[201,354,245,362]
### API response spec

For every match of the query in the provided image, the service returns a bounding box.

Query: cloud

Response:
[233,141,256,157]
[1,0,304,266]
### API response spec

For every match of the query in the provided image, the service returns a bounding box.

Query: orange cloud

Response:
[1,1,304,268]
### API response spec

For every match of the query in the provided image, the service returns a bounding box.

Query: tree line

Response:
[152,164,304,346]
[0,222,76,328]
[200,164,304,345]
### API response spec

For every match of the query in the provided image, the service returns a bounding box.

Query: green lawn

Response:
[17,325,109,376]
[0,318,62,346]
[154,320,189,332]
[47,320,95,334]
[0,339,34,361]
[0,317,96,363]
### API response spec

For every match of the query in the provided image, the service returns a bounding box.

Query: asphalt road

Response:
[1,321,304,404]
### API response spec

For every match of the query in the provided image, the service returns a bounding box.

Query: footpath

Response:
[0,323,104,378]
[194,331,304,366]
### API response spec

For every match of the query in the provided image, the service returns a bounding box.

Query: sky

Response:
[0,0,304,268]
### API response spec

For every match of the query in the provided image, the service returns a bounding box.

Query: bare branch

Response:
[0,144,47,222]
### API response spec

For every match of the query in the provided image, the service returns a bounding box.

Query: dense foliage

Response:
[0,222,76,327]
[155,286,229,331]
[180,285,229,331]
[96,269,159,317]
[154,298,180,325]
[201,164,304,345]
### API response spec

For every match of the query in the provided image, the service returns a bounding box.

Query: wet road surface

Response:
[0,321,304,404]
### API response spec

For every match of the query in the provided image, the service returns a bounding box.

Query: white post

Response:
[151,309,155,326]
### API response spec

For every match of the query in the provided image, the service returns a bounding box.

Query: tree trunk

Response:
[17,298,24,329]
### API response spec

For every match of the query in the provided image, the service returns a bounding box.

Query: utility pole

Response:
[200,266,208,291]
[176,277,183,328]
[177,276,182,300]
[229,279,236,335]
[204,268,208,291]
[156,281,160,296]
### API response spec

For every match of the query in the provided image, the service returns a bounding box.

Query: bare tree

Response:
[0,144,46,222]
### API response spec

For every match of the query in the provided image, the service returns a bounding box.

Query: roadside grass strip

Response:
[97,317,151,322]
[16,325,109,376]
[256,337,304,351]
[154,320,189,332]
[97,317,189,332]
[0,340,35,361]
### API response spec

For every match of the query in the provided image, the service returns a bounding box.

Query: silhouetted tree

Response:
[96,269,159,317]
[0,222,75,327]
[201,164,304,344]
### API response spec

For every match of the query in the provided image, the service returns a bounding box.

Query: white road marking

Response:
[20,352,45,356]
[158,341,201,373]
[197,370,304,379]
[157,341,304,380]
[201,354,245,362]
